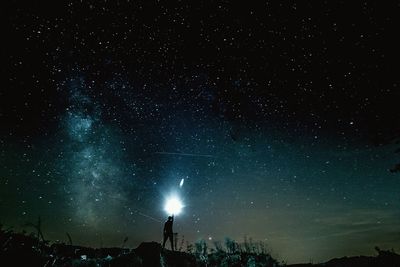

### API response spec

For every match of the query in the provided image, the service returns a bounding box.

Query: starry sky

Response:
[2,1,400,263]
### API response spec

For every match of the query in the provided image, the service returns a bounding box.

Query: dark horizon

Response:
[2,1,400,264]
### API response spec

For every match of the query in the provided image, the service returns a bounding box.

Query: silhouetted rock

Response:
[132,242,196,267]
[162,249,197,267]
[109,251,142,267]
[325,256,376,267]
[287,250,400,267]
[134,242,162,267]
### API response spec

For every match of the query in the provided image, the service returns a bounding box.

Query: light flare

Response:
[164,195,184,215]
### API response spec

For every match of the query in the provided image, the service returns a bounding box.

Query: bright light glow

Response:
[164,196,183,215]
[179,178,184,188]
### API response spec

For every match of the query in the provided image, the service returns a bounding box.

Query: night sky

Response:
[2,1,400,263]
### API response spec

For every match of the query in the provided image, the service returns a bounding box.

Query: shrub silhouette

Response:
[192,237,281,267]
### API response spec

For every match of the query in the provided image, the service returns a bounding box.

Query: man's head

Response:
[168,216,173,221]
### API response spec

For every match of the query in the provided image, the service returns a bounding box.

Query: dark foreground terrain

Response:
[1,228,399,266]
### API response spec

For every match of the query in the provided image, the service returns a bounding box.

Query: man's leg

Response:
[162,234,167,248]
[170,233,174,251]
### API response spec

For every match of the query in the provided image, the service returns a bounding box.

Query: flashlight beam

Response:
[131,208,162,223]
[155,151,216,158]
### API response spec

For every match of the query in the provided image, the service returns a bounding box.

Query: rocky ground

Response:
[1,228,399,266]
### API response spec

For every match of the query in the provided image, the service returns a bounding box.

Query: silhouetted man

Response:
[162,215,174,250]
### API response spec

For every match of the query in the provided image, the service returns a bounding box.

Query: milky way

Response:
[59,79,129,227]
